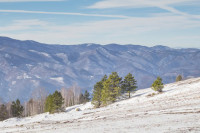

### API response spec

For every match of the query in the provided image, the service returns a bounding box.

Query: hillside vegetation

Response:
[0,77,200,133]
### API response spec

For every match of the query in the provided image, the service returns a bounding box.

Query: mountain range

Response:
[0,36,200,102]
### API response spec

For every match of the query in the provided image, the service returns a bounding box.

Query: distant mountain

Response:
[0,36,200,102]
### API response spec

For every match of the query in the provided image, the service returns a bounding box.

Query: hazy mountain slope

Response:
[0,77,200,133]
[0,36,200,102]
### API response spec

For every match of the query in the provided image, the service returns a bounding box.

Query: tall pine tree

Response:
[101,72,122,105]
[84,90,90,102]
[0,104,9,121]
[45,91,63,113]
[92,75,107,108]
[79,93,85,104]
[122,73,137,98]
[52,91,64,112]
[11,99,24,117]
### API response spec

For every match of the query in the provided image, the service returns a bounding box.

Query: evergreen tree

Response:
[101,72,122,105]
[44,94,54,113]
[92,75,107,108]
[151,77,164,92]
[122,73,137,98]
[45,91,63,114]
[84,90,90,102]
[11,99,24,117]
[176,75,183,82]
[79,93,85,104]
[52,91,63,112]
[0,104,9,121]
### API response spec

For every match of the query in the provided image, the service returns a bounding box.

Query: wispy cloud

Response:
[88,0,199,9]
[0,0,63,2]
[0,19,47,31]
[1,14,200,46]
[88,0,200,19]
[0,10,131,19]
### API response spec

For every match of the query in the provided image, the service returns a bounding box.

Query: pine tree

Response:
[11,99,24,117]
[52,91,64,112]
[92,75,107,108]
[122,73,137,98]
[44,94,53,113]
[84,90,90,102]
[151,77,164,92]
[0,104,9,121]
[101,72,122,105]
[79,93,85,104]
[176,75,183,82]
[45,91,63,113]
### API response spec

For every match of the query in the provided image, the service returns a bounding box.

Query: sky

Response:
[0,0,200,48]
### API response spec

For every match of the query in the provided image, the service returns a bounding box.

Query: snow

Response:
[5,54,11,58]
[31,80,39,86]
[23,73,31,79]
[29,50,50,57]
[16,73,31,79]
[0,77,200,133]
[87,43,93,47]
[50,77,64,84]
[35,75,41,79]
[12,81,16,85]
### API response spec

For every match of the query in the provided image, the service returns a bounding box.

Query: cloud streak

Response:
[0,0,63,2]
[0,10,131,19]
[88,0,200,19]
[1,14,200,47]
[88,0,199,9]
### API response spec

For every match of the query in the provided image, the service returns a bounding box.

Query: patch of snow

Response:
[87,43,93,47]
[5,54,11,58]
[17,73,31,79]
[50,77,64,84]
[12,81,16,85]
[23,73,31,79]
[31,80,39,86]
[26,64,33,67]
[56,53,67,58]
[89,75,94,80]
[29,50,50,57]
[35,75,41,79]
[16,76,22,80]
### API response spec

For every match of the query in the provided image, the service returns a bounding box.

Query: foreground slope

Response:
[1,36,200,102]
[0,77,200,133]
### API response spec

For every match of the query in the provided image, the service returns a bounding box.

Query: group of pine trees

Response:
[92,72,137,108]
[151,75,183,93]
[92,73,184,108]
[0,86,90,121]
[0,99,24,121]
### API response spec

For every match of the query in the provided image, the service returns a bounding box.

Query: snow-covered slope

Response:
[0,77,200,133]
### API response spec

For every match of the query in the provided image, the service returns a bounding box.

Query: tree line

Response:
[0,85,90,121]
[92,72,137,108]
[0,73,183,121]
[92,73,183,108]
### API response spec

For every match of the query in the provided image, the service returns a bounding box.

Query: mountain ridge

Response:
[0,36,200,102]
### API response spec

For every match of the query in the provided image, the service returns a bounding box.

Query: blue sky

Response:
[0,0,200,48]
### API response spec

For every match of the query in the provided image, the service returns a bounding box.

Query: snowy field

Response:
[0,77,200,133]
